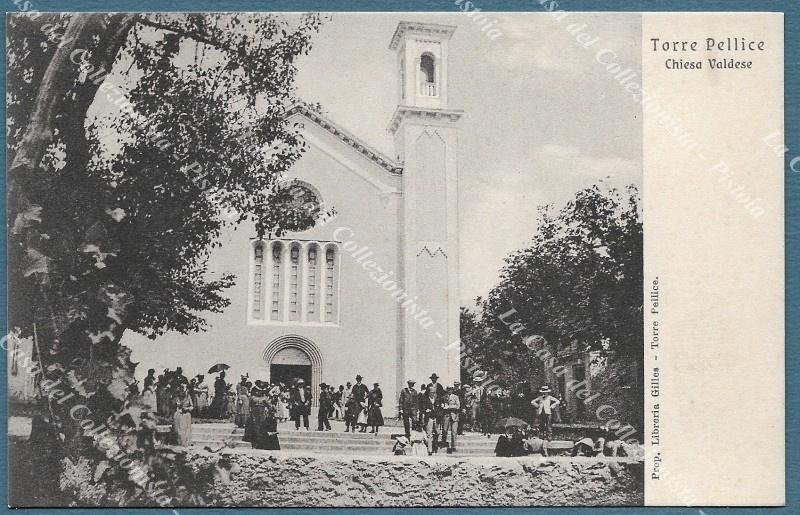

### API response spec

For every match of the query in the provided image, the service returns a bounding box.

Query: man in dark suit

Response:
[317,383,332,431]
[289,379,311,430]
[427,373,446,398]
[427,373,447,446]
[350,374,369,430]
[420,383,442,454]
[417,379,427,428]
[398,379,419,438]
[351,374,369,402]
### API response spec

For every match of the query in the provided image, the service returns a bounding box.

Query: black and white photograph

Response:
[7,9,655,508]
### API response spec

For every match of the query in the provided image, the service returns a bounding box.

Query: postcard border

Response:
[1,1,797,513]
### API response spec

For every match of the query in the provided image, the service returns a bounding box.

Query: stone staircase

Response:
[189,422,502,456]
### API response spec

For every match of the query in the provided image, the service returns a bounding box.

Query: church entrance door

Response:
[264,336,323,403]
[270,363,312,387]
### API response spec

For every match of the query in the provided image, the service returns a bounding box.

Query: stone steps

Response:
[178,423,576,457]
[193,433,498,448]
[192,427,498,442]
[190,439,495,456]
[192,434,499,449]
[187,423,500,455]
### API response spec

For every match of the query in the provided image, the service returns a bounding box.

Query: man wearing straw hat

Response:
[530,385,560,438]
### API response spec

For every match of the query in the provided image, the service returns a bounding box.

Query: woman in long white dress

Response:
[172,387,194,446]
[275,385,289,421]
[195,376,209,417]
[356,400,369,431]
[141,385,157,412]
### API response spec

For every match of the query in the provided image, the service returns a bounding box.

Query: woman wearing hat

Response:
[273,383,288,422]
[367,382,384,434]
[531,385,560,438]
[254,402,281,450]
[245,381,267,443]
[194,375,209,417]
[344,391,359,432]
[235,375,251,428]
[172,384,194,446]
[141,379,157,413]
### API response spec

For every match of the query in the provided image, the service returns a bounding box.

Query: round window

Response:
[272,181,322,233]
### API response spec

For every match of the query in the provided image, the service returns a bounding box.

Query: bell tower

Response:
[389,21,463,389]
[391,21,454,111]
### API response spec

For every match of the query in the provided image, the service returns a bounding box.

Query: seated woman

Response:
[523,428,549,457]
[571,436,603,457]
[495,428,526,457]
[393,436,411,455]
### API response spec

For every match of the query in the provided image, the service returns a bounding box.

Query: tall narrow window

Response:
[307,247,318,319]
[420,53,436,96]
[325,248,336,323]
[289,245,300,321]
[420,54,435,82]
[271,243,282,321]
[252,243,264,318]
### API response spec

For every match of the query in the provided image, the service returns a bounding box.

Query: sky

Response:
[293,12,642,305]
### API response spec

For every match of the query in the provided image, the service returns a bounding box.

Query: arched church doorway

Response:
[270,346,312,386]
[263,335,323,403]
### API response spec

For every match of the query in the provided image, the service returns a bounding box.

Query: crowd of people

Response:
[396,375,566,453]
[138,367,213,420]
[493,425,631,458]
[134,366,578,457]
[231,374,386,434]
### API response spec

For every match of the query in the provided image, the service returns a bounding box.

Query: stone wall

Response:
[195,450,644,507]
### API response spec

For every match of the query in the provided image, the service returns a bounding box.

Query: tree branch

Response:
[137,17,237,54]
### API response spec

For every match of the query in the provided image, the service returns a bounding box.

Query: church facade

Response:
[126,22,463,415]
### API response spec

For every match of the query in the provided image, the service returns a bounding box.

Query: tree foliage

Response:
[7,11,324,503]
[461,183,643,417]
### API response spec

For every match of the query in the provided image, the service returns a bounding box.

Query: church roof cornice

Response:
[287,104,403,175]
[387,105,464,134]
[388,21,457,50]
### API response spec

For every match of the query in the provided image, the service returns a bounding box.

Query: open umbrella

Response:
[208,363,230,374]
[495,417,529,431]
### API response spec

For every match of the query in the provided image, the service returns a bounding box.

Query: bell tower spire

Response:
[389,21,463,391]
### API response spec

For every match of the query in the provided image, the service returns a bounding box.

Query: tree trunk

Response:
[10,14,93,175]
[11,13,137,175]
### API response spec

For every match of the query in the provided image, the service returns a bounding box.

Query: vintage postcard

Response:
[5,6,788,509]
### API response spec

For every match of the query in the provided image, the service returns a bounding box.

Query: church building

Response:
[125,21,463,415]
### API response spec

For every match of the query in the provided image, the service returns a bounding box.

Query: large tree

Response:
[7,11,324,504]
[461,183,643,422]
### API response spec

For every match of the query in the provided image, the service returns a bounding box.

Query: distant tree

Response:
[461,183,643,422]
[7,11,324,503]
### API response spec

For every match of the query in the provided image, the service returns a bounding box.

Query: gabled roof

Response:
[287,104,403,175]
